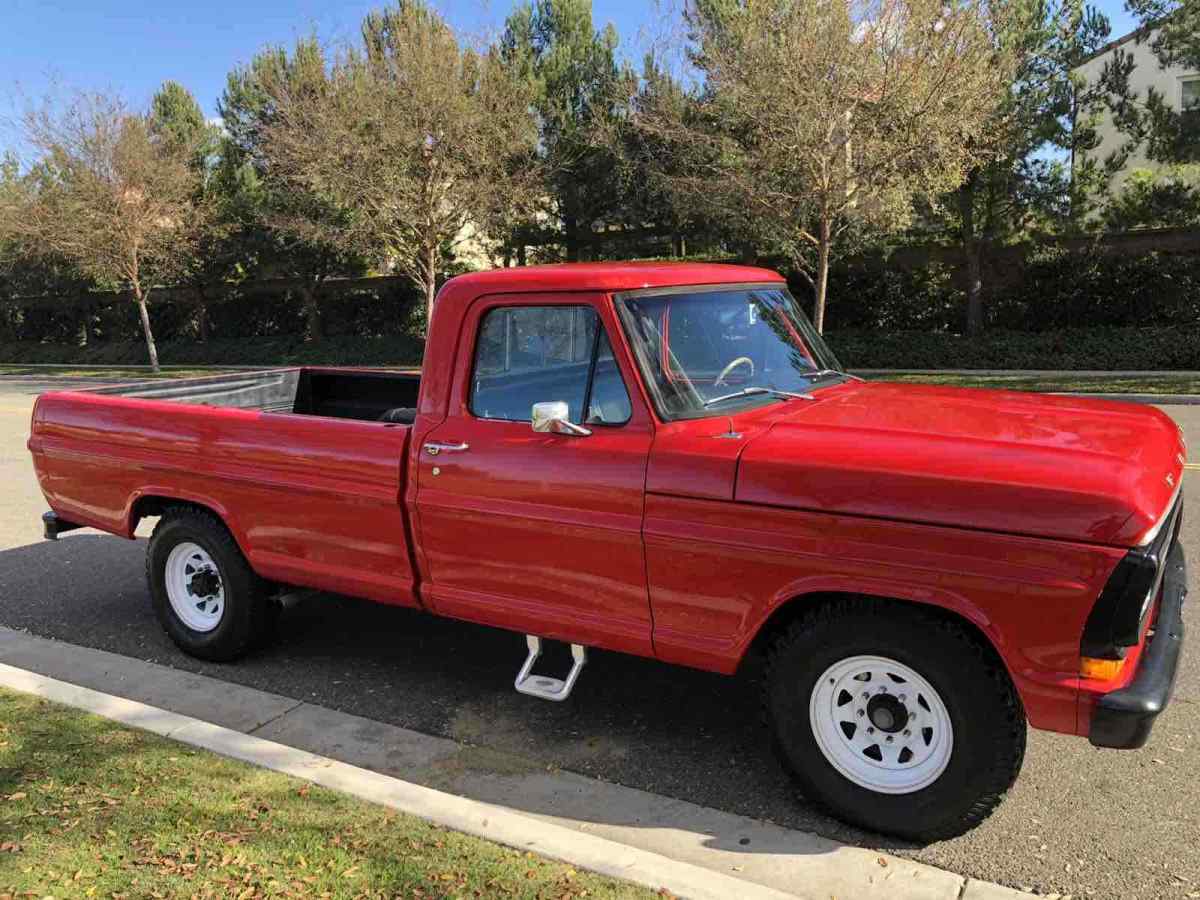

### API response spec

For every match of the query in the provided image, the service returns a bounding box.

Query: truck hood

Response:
[735,382,1185,546]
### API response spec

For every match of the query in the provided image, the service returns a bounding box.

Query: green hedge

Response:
[0,334,425,368]
[790,262,964,332]
[825,326,1200,370]
[0,280,424,346]
[790,247,1200,333]
[992,247,1200,330]
[5,325,1197,371]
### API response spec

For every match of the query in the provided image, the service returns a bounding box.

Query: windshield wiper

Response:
[804,368,861,382]
[702,386,816,408]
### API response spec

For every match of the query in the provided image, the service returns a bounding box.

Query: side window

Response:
[586,331,632,425]
[470,305,631,426]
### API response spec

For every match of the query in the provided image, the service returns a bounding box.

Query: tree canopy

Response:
[0,0,1188,347]
[627,0,1015,331]
[258,0,540,326]
[0,88,213,369]
[501,0,629,261]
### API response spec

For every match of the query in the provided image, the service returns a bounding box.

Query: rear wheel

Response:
[764,598,1026,841]
[147,507,275,662]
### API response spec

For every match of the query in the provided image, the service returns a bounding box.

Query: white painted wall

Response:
[1074,28,1200,187]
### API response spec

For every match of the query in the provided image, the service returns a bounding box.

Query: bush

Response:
[6,247,1200,371]
[6,325,1195,371]
[789,261,964,331]
[0,277,425,345]
[991,247,1200,330]
[0,334,425,368]
[786,245,1200,335]
[826,326,1200,370]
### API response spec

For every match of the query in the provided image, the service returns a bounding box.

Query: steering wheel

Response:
[714,356,755,387]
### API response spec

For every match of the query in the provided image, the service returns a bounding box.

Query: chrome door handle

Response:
[424,441,469,456]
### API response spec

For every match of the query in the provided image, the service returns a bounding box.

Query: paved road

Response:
[1,377,1196,898]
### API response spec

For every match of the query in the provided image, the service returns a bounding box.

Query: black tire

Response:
[147,506,276,662]
[764,597,1026,842]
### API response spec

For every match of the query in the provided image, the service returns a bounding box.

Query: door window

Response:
[470,305,631,425]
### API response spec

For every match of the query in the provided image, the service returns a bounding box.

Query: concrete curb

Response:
[0,629,1037,899]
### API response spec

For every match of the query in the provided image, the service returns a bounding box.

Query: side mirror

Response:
[531,401,591,437]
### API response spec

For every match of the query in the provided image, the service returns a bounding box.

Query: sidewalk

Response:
[0,627,1032,900]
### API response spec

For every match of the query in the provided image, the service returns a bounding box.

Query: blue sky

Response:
[2,0,1140,129]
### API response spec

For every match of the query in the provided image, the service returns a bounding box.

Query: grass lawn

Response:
[868,372,1200,395]
[0,688,657,899]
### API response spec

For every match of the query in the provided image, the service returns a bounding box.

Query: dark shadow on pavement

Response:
[0,532,921,855]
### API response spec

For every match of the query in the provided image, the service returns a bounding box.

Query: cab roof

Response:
[420,262,788,422]
[437,261,785,302]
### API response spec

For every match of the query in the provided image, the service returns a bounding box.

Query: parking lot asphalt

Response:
[0,377,1196,898]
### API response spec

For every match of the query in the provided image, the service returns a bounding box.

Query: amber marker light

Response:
[1080,657,1126,681]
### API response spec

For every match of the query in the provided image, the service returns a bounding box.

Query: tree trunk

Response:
[134,288,160,373]
[959,176,985,335]
[194,288,209,343]
[425,243,438,331]
[563,214,579,262]
[812,219,832,334]
[563,181,581,262]
[300,284,322,343]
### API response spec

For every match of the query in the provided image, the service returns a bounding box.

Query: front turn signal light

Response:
[1080,657,1126,680]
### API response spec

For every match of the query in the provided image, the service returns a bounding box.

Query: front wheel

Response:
[764,599,1026,841]
[147,507,276,662]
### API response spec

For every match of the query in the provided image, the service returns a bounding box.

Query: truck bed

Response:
[29,366,422,608]
[90,367,422,423]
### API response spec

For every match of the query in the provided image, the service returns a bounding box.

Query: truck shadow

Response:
[0,533,925,855]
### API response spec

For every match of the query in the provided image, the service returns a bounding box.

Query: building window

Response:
[1182,77,1200,111]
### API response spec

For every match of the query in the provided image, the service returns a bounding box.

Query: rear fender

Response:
[124,488,244,549]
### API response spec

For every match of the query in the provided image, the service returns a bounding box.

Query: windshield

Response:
[617,284,845,420]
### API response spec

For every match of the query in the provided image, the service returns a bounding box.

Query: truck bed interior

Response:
[92,368,422,424]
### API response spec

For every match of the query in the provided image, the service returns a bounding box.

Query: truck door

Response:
[414,293,656,657]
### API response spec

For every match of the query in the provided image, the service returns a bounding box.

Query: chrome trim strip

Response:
[1136,478,1184,547]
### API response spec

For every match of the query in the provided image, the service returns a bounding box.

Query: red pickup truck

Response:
[29,262,1187,841]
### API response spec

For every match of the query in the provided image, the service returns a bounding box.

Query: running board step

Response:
[514,635,586,702]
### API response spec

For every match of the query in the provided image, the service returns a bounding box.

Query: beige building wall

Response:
[1074,27,1200,188]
